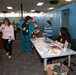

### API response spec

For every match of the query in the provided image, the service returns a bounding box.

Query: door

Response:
[61,9,69,28]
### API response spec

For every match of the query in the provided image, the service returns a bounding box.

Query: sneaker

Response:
[24,52,27,54]
[6,52,9,56]
[8,55,12,58]
[26,52,30,54]
[21,52,25,54]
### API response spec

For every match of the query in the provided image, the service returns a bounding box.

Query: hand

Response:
[2,25,5,29]
[22,28,25,31]
[20,27,25,31]
[55,40,58,44]
[42,33,45,37]
[55,40,64,47]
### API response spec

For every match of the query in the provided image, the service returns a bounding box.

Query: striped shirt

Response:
[44,24,52,37]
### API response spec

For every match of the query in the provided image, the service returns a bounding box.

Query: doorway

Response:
[61,9,69,28]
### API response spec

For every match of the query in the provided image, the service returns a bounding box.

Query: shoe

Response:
[26,52,30,54]
[21,52,25,54]
[8,55,12,58]
[6,52,9,56]
[21,52,27,54]
[24,52,27,54]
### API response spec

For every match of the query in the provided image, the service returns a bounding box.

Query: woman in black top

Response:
[55,27,71,47]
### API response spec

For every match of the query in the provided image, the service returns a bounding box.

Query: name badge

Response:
[26,29,28,32]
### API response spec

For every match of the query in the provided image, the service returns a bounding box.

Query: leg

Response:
[44,58,47,71]
[2,39,9,52]
[14,31,16,40]
[8,40,13,55]
[24,35,32,52]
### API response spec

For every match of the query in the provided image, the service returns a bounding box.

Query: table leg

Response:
[44,58,47,71]
[68,55,71,67]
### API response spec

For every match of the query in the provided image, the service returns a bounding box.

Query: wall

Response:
[34,2,76,39]
[0,17,21,23]
[0,2,76,39]
[34,14,50,35]
[46,2,76,39]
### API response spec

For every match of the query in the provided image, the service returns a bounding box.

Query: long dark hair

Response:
[3,18,11,26]
[60,27,71,38]
[47,20,51,25]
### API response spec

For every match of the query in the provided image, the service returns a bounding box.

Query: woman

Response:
[0,18,14,58]
[43,20,52,39]
[19,16,34,53]
[33,21,40,37]
[55,27,72,47]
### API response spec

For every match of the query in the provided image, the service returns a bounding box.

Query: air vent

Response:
[49,0,59,4]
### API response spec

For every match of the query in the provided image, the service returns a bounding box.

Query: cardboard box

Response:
[47,63,68,75]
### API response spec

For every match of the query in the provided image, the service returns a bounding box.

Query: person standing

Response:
[18,16,34,53]
[0,18,14,58]
[43,20,52,39]
[33,21,40,37]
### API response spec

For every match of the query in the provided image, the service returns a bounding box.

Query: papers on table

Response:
[47,48,61,55]
[31,38,62,55]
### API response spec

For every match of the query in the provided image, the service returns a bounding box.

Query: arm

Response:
[29,23,34,37]
[18,20,24,28]
[20,27,25,31]
[42,26,47,37]
[0,24,5,31]
[10,25,14,40]
[55,40,64,47]
[34,29,40,34]
[55,36,64,47]
[18,20,26,31]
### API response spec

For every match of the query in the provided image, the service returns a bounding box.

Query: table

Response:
[31,37,76,71]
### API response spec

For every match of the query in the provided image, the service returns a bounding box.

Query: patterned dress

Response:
[19,20,34,52]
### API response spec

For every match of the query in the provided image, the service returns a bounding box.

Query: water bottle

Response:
[63,40,68,52]
[8,39,10,43]
[8,36,11,43]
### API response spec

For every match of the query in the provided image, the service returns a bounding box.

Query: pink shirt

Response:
[0,24,14,40]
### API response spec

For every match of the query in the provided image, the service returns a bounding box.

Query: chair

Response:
[63,39,76,71]
[70,39,76,66]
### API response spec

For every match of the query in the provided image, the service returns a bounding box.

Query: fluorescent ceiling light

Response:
[48,7,54,10]
[7,7,12,9]
[37,2,44,6]
[31,10,35,12]
[65,0,72,1]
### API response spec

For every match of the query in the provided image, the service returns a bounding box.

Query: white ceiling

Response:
[0,0,76,13]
